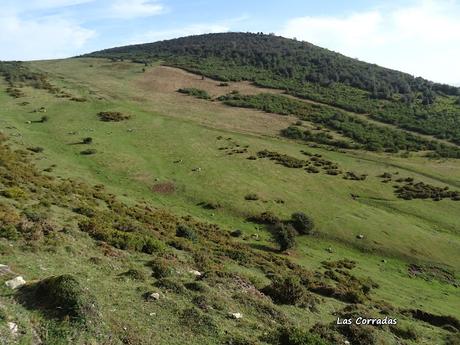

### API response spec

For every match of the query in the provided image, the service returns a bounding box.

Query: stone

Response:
[5,276,26,289]
[188,270,202,276]
[7,322,18,336]
[357,234,364,239]
[229,312,243,319]
[149,292,160,300]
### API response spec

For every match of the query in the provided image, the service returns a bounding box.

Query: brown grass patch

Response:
[151,181,176,195]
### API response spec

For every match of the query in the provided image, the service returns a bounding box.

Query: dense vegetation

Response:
[218,92,460,157]
[86,32,460,145]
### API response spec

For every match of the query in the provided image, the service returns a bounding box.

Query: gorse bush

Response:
[178,88,211,100]
[17,274,99,323]
[98,111,131,122]
[176,224,198,241]
[273,223,296,251]
[262,275,306,305]
[290,212,314,235]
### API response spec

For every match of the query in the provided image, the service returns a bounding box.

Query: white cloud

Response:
[279,0,460,84]
[129,23,230,44]
[0,14,95,60]
[110,0,165,19]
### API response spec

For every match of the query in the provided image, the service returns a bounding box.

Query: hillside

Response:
[87,32,460,149]
[0,33,459,344]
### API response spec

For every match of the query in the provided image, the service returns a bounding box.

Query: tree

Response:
[82,137,93,144]
[273,223,296,252]
[290,212,314,235]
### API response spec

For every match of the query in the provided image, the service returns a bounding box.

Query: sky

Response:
[1,0,459,85]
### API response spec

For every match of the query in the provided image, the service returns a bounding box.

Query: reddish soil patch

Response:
[151,181,176,195]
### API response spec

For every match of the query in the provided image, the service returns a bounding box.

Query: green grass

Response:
[0,57,459,344]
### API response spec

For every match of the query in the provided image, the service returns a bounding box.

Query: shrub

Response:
[27,146,44,153]
[267,326,331,345]
[273,223,296,251]
[184,281,209,292]
[230,229,243,237]
[154,278,185,293]
[180,307,218,335]
[80,149,97,155]
[176,224,198,242]
[120,269,146,281]
[82,137,93,144]
[290,212,314,235]
[149,259,173,279]
[142,237,165,254]
[16,274,99,323]
[40,115,49,123]
[262,275,306,305]
[0,225,19,240]
[1,187,26,200]
[177,88,211,100]
[97,111,131,122]
[248,211,280,225]
[245,193,259,201]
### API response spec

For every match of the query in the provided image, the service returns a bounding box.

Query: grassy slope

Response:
[0,58,459,343]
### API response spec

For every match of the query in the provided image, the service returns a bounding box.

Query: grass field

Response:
[0,57,459,344]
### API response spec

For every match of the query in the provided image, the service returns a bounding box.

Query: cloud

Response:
[110,0,165,19]
[129,23,231,44]
[278,0,460,84]
[0,14,95,60]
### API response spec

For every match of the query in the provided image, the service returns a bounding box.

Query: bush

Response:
[98,111,131,122]
[267,326,331,345]
[176,224,198,242]
[149,259,173,279]
[248,211,280,225]
[262,275,306,305]
[273,223,296,251]
[245,193,259,201]
[290,212,314,235]
[120,269,146,281]
[0,225,19,240]
[27,146,44,153]
[82,137,93,144]
[178,88,211,100]
[40,115,49,123]
[230,229,243,237]
[16,274,99,323]
[1,187,26,200]
[80,149,97,155]
[180,307,218,335]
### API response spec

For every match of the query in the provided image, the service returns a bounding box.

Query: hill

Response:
[87,32,460,148]
[0,33,459,344]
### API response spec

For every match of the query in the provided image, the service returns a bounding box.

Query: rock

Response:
[229,312,243,319]
[149,292,160,300]
[357,234,364,239]
[0,264,13,276]
[188,270,202,276]
[5,276,26,289]
[26,121,32,124]
[344,341,350,345]
[7,322,18,336]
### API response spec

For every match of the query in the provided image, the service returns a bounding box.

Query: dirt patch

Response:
[151,181,176,195]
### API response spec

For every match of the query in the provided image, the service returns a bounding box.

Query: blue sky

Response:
[1,0,460,84]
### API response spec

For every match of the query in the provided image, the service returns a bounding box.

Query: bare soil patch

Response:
[151,181,176,195]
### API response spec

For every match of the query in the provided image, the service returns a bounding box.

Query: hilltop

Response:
[0,33,459,344]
